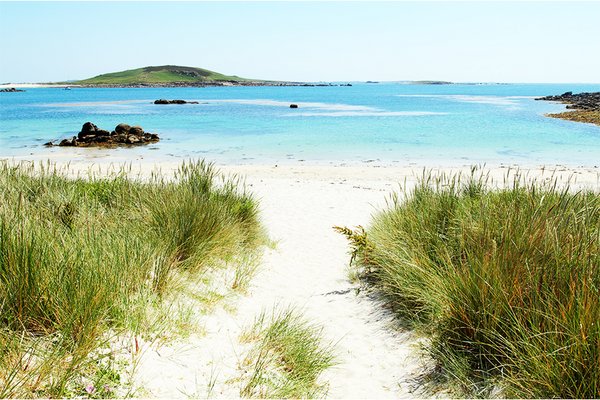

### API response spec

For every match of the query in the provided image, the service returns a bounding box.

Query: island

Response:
[58,65,352,88]
[536,91,600,126]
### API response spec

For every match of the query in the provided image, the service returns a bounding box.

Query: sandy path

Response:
[133,166,430,398]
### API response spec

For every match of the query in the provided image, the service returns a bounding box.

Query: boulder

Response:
[81,122,98,134]
[289,104,299,109]
[59,137,77,147]
[129,126,144,136]
[115,123,131,134]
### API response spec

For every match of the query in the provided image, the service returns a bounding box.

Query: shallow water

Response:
[1,83,599,166]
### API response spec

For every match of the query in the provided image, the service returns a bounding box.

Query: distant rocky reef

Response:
[154,99,199,104]
[0,87,25,92]
[45,122,159,147]
[536,92,600,126]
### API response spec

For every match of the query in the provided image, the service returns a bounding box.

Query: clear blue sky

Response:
[1,1,599,83]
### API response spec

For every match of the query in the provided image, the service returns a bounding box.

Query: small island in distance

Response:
[61,65,353,87]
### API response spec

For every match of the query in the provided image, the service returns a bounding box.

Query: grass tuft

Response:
[240,307,336,399]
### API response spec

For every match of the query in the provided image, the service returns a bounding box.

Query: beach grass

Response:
[240,307,336,399]
[339,169,599,398]
[0,160,266,397]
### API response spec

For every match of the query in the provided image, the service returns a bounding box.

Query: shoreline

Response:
[3,157,599,191]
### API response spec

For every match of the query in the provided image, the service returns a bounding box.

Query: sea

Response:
[1,83,599,167]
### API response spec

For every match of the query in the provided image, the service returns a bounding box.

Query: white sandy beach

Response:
[3,158,599,398]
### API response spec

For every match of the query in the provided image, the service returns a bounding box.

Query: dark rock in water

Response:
[81,122,98,134]
[154,99,199,104]
[115,123,130,134]
[59,137,77,147]
[128,126,144,136]
[289,104,299,109]
[56,122,160,147]
[44,141,53,147]
[0,87,25,92]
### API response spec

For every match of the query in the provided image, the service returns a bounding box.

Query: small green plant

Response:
[341,169,600,398]
[240,307,336,399]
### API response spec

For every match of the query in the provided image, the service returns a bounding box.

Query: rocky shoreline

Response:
[536,91,600,126]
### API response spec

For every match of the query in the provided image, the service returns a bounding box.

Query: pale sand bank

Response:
[3,158,599,398]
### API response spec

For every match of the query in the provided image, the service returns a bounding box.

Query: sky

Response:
[1,1,599,83]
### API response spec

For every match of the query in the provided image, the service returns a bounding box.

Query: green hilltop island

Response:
[64,65,351,87]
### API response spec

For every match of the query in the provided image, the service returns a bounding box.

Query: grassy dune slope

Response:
[0,161,266,397]
[76,65,251,85]
[340,170,600,398]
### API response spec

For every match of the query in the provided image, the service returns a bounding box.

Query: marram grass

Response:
[0,160,266,397]
[240,307,336,399]
[339,169,599,398]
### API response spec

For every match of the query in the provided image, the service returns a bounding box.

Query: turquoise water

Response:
[1,84,599,166]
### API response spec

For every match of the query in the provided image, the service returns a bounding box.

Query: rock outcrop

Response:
[536,92,600,126]
[154,99,199,104]
[45,122,160,147]
[0,87,25,92]
[536,92,600,111]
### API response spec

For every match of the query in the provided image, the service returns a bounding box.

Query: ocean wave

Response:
[204,99,377,111]
[395,94,529,106]
[39,100,151,107]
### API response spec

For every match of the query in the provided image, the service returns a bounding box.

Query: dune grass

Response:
[239,307,336,399]
[338,169,599,398]
[0,160,265,397]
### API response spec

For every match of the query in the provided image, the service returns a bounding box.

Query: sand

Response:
[4,158,599,398]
